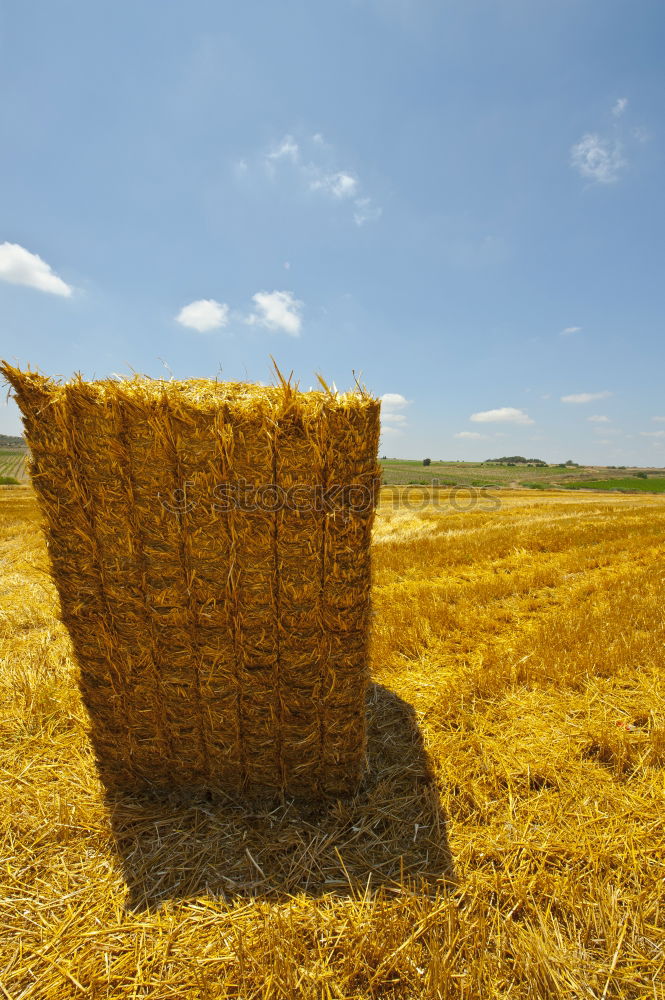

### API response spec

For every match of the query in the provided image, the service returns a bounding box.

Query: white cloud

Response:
[561,326,582,336]
[353,197,383,226]
[283,261,291,270]
[310,171,358,199]
[175,299,229,332]
[331,173,358,198]
[455,431,488,440]
[561,391,612,404]
[246,290,302,336]
[652,416,665,422]
[570,133,625,184]
[381,392,409,412]
[266,135,299,163]
[380,425,403,436]
[640,430,665,438]
[0,242,72,297]
[612,97,628,117]
[381,392,410,431]
[470,407,534,425]
[588,415,610,423]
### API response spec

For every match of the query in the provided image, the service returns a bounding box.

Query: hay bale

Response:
[1,364,381,798]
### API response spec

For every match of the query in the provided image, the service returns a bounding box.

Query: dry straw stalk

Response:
[1,363,381,799]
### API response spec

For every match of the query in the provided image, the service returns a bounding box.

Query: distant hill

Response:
[484,456,547,466]
[0,434,26,449]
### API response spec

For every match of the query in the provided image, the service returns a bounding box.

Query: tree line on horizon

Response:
[0,434,25,449]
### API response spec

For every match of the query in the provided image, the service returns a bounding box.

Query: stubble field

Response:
[1,485,664,998]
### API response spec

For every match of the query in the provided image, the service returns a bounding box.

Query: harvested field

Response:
[1,485,664,998]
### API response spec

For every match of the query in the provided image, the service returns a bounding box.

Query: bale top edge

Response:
[0,361,380,411]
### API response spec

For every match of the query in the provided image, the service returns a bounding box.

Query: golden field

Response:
[1,485,664,999]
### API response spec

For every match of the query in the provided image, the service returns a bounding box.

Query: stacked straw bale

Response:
[1,364,381,798]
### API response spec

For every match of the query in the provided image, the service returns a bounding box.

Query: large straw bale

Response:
[1,364,381,798]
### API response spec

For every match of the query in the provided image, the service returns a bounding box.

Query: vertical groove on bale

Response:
[316,408,330,796]
[274,399,325,795]
[323,401,358,797]
[116,407,174,774]
[164,392,212,783]
[270,407,285,790]
[123,389,210,787]
[218,403,246,791]
[170,395,240,793]
[231,403,280,792]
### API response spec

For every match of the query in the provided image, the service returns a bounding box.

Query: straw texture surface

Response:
[1,364,381,798]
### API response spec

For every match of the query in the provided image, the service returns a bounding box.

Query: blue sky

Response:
[1,0,664,464]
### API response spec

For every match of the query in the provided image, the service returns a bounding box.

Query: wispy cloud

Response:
[561,391,612,404]
[266,134,300,164]
[247,133,382,226]
[560,326,582,336]
[455,431,488,439]
[470,407,534,425]
[0,242,72,297]
[246,290,303,337]
[353,197,383,226]
[310,171,358,199]
[570,98,640,185]
[176,299,229,332]
[652,416,665,423]
[570,133,625,184]
[640,430,665,438]
[588,414,610,423]
[594,426,621,436]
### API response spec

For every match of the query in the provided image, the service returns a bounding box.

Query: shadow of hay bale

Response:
[107,683,455,911]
